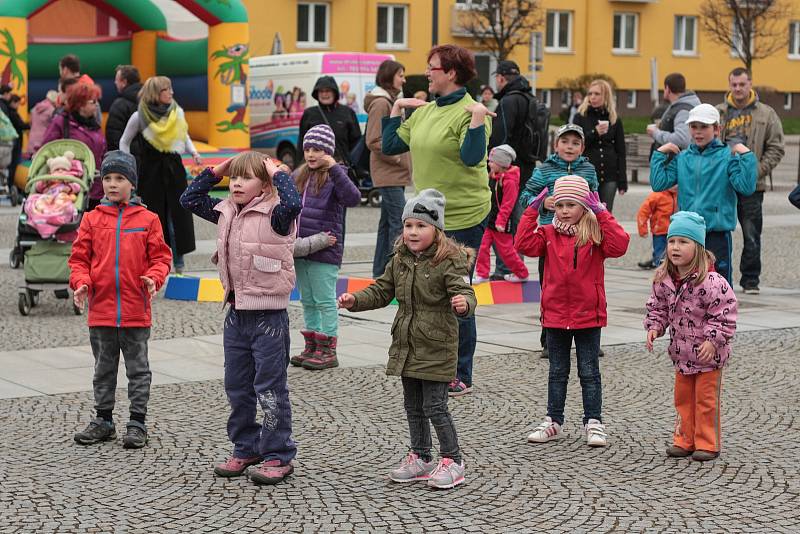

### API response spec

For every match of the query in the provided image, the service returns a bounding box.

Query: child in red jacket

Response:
[474,144,529,283]
[515,175,629,448]
[69,151,172,449]
[636,186,677,269]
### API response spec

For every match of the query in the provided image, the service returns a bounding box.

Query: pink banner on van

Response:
[322,53,393,74]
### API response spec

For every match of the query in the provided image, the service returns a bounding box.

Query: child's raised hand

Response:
[73,285,88,309]
[529,188,549,211]
[338,293,355,309]
[543,196,556,211]
[646,329,661,352]
[697,340,716,362]
[451,295,468,315]
[732,143,751,155]
[657,143,680,155]
[212,157,235,179]
[263,157,281,178]
[140,276,157,299]
[585,191,607,214]
[320,154,338,169]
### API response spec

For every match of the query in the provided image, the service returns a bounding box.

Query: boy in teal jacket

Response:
[650,103,756,283]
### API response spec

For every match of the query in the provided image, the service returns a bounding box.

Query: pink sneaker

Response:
[213,456,262,477]
[448,378,473,397]
[248,459,294,485]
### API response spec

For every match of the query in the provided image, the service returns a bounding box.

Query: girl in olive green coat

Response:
[338,189,476,490]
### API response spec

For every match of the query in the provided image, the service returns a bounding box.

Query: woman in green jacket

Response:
[381,44,493,397]
[338,189,477,490]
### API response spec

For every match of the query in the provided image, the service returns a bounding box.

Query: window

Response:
[541,89,551,108]
[790,22,800,57]
[627,91,637,109]
[731,21,754,57]
[377,5,407,48]
[673,15,697,55]
[297,2,329,46]
[561,90,571,108]
[785,93,793,110]
[613,13,638,53]
[455,0,481,8]
[545,11,572,52]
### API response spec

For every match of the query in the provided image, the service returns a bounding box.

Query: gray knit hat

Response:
[402,188,446,230]
[303,124,336,156]
[101,150,138,188]
[489,144,516,168]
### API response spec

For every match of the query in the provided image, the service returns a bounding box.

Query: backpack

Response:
[506,90,550,163]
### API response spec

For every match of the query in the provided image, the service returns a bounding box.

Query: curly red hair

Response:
[427,45,477,86]
[65,82,102,113]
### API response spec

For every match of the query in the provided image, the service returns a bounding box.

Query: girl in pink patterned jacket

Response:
[644,211,737,462]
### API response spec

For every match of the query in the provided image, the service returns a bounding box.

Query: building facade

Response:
[245,0,800,117]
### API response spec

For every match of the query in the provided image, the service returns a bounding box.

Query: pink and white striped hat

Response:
[552,175,590,209]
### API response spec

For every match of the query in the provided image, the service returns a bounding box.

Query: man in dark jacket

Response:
[298,75,361,165]
[106,65,142,151]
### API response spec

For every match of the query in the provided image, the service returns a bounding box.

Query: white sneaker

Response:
[472,275,490,284]
[527,416,563,443]
[503,273,529,283]
[585,419,608,447]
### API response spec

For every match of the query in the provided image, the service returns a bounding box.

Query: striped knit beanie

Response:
[303,124,336,156]
[552,175,590,210]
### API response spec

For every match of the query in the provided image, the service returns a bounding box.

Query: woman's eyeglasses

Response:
[425,65,445,73]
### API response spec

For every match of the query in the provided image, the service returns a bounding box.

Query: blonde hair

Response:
[578,79,618,125]
[574,210,602,248]
[393,226,475,267]
[138,76,172,105]
[293,163,329,195]
[228,151,275,194]
[653,241,716,285]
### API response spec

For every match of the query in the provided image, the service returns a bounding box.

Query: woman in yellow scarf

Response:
[120,76,200,273]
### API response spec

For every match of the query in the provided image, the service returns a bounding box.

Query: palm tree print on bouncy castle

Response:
[0,29,26,91]
[211,43,249,134]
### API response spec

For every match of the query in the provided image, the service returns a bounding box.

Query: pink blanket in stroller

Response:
[24,178,81,239]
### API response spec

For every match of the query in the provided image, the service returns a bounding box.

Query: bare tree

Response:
[700,0,794,73]
[458,0,543,61]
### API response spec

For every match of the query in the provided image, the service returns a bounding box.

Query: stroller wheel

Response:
[367,189,382,208]
[18,293,31,316]
[28,290,39,308]
[73,303,83,316]
[8,249,21,269]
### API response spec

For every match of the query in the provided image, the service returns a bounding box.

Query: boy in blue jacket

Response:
[650,103,757,283]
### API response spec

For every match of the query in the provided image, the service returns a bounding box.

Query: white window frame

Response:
[730,21,754,57]
[784,93,793,110]
[545,10,573,53]
[376,5,408,49]
[454,0,483,9]
[627,91,637,109]
[790,21,800,58]
[673,15,698,56]
[541,89,551,108]
[560,90,571,108]
[297,2,330,48]
[613,12,639,54]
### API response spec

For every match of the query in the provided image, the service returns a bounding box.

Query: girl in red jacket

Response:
[515,175,629,448]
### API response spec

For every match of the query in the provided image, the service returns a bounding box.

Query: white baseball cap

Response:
[685,103,720,125]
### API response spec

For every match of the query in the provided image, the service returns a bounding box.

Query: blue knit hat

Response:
[303,124,336,156]
[101,150,138,188]
[667,211,706,247]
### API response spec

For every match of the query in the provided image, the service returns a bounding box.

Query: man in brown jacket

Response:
[717,67,785,294]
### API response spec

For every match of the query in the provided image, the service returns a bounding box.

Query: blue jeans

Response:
[652,234,667,265]
[736,191,763,288]
[295,259,340,336]
[223,308,296,463]
[705,231,732,285]
[546,327,602,426]
[372,186,406,278]
[444,216,488,387]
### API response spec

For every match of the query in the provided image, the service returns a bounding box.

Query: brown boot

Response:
[290,330,316,367]
[301,333,339,370]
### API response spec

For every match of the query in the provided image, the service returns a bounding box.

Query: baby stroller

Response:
[0,110,20,206]
[10,139,94,316]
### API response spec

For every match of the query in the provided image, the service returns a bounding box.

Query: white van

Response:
[249,52,394,167]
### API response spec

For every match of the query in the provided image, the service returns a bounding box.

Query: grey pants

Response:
[89,327,152,416]
[402,377,461,463]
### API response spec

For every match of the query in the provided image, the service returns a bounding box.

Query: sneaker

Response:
[214,455,262,477]
[585,419,608,447]
[248,459,294,485]
[122,421,148,449]
[74,418,116,445]
[637,260,656,270]
[527,416,563,443]
[472,275,490,284]
[448,378,473,397]
[666,445,693,458]
[742,286,760,295]
[503,273,529,283]
[388,452,437,483]
[691,450,719,462]
[427,458,466,489]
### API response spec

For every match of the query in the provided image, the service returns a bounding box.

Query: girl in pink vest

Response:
[180,152,301,485]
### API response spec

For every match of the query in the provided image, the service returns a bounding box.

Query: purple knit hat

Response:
[303,124,336,156]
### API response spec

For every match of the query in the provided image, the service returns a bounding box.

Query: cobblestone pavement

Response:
[1,328,799,533]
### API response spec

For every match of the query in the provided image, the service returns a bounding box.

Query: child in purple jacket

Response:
[291,124,361,371]
[644,211,737,462]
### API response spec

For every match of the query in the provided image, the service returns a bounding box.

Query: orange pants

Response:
[673,369,723,452]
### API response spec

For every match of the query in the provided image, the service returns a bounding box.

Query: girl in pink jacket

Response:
[644,211,737,462]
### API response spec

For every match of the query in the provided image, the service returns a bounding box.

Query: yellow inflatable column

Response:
[207,22,250,149]
[0,16,28,189]
[131,30,158,81]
